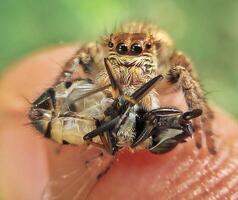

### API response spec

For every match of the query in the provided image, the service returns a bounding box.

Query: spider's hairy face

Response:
[104,33,159,91]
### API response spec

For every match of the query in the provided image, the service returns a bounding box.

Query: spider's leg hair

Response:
[104,58,123,98]
[131,75,163,102]
[21,95,33,105]
[83,116,120,140]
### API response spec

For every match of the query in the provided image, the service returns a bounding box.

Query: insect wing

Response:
[42,145,113,200]
[66,80,110,104]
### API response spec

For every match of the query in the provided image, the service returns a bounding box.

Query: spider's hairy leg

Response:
[192,117,203,148]
[157,52,216,153]
[202,104,216,154]
[55,43,106,83]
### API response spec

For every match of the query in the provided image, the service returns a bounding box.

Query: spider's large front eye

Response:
[116,43,128,55]
[131,43,143,55]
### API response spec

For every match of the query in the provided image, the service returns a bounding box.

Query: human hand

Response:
[0,45,238,200]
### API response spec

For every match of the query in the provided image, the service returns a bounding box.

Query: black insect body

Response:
[83,59,202,154]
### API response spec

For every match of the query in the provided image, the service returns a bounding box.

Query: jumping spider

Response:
[29,22,215,154]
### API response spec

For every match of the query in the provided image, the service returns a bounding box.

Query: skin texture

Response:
[0,45,238,200]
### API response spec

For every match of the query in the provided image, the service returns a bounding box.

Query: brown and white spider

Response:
[58,22,216,154]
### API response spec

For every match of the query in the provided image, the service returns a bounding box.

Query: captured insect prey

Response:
[29,22,216,155]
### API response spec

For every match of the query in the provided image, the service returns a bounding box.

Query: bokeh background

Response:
[0,0,237,117]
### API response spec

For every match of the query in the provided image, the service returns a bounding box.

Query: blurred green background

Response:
[0,0,237,117]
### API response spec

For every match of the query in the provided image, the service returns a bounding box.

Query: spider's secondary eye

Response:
[145,42,152,49]
[131,43,142,55]
[108,41,114,48]
[116,43,128,55]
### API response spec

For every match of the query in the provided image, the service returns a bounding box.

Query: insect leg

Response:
[84,117,119,155]
[86,140,105,149]
[145,107,182,118]
[105,130,118,155]
[131,75,163,102]
[83,116,120,141]
[85,123,110,151]
[45,120,52,138]
[99,134,110,151]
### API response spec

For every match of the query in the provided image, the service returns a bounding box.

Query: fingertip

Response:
[0,44,79,114]
[0,44,80,199]
[89,109,238,200]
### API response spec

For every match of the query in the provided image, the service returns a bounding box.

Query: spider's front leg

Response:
[55,43,106,84]
[158,52,216,153]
